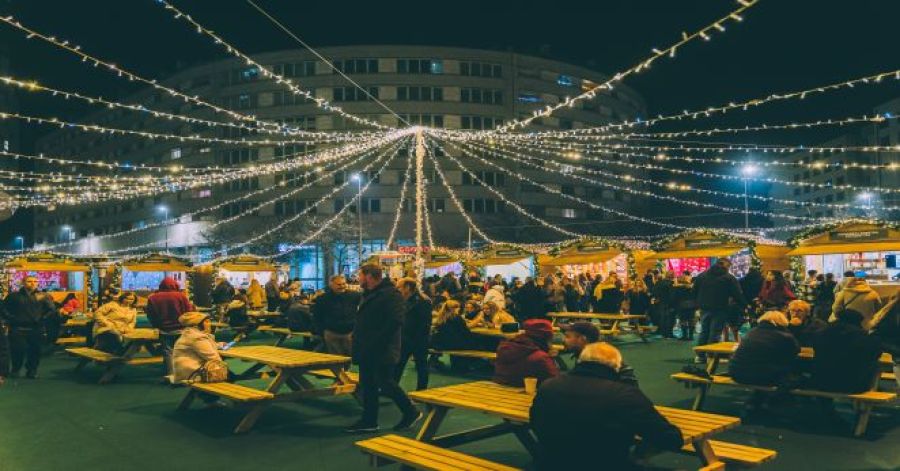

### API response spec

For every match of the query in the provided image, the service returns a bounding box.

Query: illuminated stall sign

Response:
[828,229,888,242]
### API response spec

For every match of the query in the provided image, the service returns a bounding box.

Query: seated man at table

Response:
[787,300,826,347]
[493,319,559,387]
[563,321,638,386]
[531,342,682,470]
[809,308,883,394]
[728,311,800,389]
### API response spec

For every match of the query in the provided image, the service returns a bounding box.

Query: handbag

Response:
[189,359,229,383]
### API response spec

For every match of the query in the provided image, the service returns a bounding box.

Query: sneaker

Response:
[393,410,424,431]
[344,421,380,434]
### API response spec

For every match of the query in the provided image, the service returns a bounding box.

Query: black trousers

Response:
[94,332,126,355]
[395,347,429,391]
[9,327,42,374]
[359,361,415,425]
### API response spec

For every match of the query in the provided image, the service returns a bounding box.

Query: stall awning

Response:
[5,261,90,272]
[649,247,742,260]
[123,263,191,272]
[467,256,531,267]
[543,249,622,266]
[786,241,900,256]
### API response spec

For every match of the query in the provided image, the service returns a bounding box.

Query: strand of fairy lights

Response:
[420,140,436,248]
[464,140,885,216]
[489,0,759,133]
[386,147,414,249]
[44,145,379,251]
[0,14,297,134]
[424,141,496,244]
[483,139,900,195]
[259,141,406,260]
[0,75,362,139]
[0,150,217,174]
[155,0,390,131]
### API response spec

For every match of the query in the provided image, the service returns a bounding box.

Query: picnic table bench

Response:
[177,345,356,433]
[356,434,520,470]
[256,325,316,347]
[548,312,653,342]
[66,328,163,384]
[401,380,760,470]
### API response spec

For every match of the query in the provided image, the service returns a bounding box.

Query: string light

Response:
[425,141,495,244]
[386,147,414,249]
[489,0,759,132]
[155,0,390,130]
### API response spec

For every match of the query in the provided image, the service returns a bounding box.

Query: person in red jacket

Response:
[758,270,796,311]
[146,277,193,384]
[493,318,559,386]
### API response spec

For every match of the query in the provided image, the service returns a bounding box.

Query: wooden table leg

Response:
[705,355,720,376]
[510,422,539,457]
[99,340,141,384]
[415,405,449,443]
[692,438,724,470]
[177,389,198,412]
[854,403,873,437]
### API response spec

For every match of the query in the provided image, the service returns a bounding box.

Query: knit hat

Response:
[563,321,600,343]
[523,319,554,342]
[178,311,209,327]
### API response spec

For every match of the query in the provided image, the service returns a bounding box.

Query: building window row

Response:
[460,88,503,105]
[271,61,317,78]
[460,61,502,78]
[461,171,505,186]
[397,58,443,75]
[222,202,257,218]
[400,114,444,127]
[333,86,379,102]
[275,199,317,216]
[462,198,504,213]
[222,149,259,165]
[333,58,379,74]
[275,172,313,188]
[397,86,443,102]
[225,178,260,192]
[460,116,503,130]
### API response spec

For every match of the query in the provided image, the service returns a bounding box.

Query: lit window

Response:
[561,208,576,218]
[430,60,444,74]
[170,148,182,160]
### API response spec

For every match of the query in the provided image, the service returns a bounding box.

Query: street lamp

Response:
[14,236,24,254]
[740,164,758,230]
[350,173,363,266]
[157,205,169,253]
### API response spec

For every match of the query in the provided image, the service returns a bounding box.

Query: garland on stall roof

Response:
[786,218,900,247]
[650,229,764,271]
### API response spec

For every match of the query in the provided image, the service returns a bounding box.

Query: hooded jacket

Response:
[352,278,404,365]
[483,284,507,310]
[513,282,546,319]
[729,322,800,386]
[247,281,266,309]
[312,289,361,335]
[173,327,222,383]
[530,361,682,470]
[692,264,747,311]
[92,300,137,337]
[146,278,193,333]
[810,320,882,393]
[493,334,559,386]
[210,280,235,305]
[2,287,46,328]
[830,281,882,329]
[401,293,433,352]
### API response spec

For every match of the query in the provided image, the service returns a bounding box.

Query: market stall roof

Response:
[122,253,192,272]
[5,254,90,272]
[467,246,533,267]
[542,242,623,266]
[649,246,743,260]
[214,255,277,272]
[648,230,786,260]
[787,222,900,256]
[424,252,459,269]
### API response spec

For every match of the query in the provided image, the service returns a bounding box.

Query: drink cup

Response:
[523,377,538,395]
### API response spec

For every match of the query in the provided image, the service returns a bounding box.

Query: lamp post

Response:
[14,236,23,254]
[350,173,363,266]
[740,164,757,230]
[157,205,169,253]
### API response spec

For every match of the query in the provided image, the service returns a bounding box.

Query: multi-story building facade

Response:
[768,98,900,225]
[32,46,645,286]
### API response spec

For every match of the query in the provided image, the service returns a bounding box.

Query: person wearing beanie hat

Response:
[172,311,222,384]
[493,319,559,387]
[146,277,193,384]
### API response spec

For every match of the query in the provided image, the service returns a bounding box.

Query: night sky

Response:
[1,0,899,245]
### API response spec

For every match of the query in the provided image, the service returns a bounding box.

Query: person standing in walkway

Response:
[210,276,235,321]
[312,275,360,356]
[394,277,433,391]
[146,277,193,384]
[2,276,46,379]
[264,276,280,312]
[346,264,421,433]
[693,259,747,362]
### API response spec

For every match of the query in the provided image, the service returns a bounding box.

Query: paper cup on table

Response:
[523,377,538,395]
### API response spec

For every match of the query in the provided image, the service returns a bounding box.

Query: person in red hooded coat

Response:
[146,277,193,384]
[493,319,559,386]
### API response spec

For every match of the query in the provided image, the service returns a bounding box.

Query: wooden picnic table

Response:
[70,327,162,384]
[695,341,893,376]
[408,380,740,469]
[247,310,282,319]
[547,312,652,342]
[178,345,356,433]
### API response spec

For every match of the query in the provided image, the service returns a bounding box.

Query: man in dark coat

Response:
[394,277,433,390]
[729,311,800,387]
[312,275,360,355]
[810,309,882,394]
[346,264,420,433]
[3,276,46,378]
[512,279,546,320]
[264,277,280,312]
[146,277,193,383]
[493,319,559,386]
[693,259,747,359]
[531,342,683,470]
[210,276,235,321]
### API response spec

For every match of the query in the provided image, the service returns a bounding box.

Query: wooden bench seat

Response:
[882,372,896,382]
[356,434,520,471]
[256,325,315,337]
[308,369,359,383]
[56,336,87,346]
[672,372,897,436]
[188,382,275,402]
[430,349,498,360]
[683,440,777,467]
[66,347,121,363]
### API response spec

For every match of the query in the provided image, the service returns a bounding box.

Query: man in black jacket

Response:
[264,277,281,312]
[312,275,360,355]
[346,264,420,433]
[693,259,747,359]
[3,276,46,378]
[210,276,235,320]
[531,342,682,470]
[810,309,882,394]
[394,277,433,390]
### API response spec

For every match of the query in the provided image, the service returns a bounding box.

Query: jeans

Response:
[94,332,125,355]
[696,310,727,355]
[159,331,181,379]
[9,327,42,375]
[323,330,352,356]
[395,347,429,391]
[359,361,415,426]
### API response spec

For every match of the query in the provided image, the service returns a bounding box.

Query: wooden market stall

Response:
[648,231,790,277]
[787,221,900,298]
[115,253,192,305]
[539,238,646,280]
[424,251,463,278]
[3,253,91,306]
[365,250,414,280]
[466,245,534,282]
[210,255,277,290]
